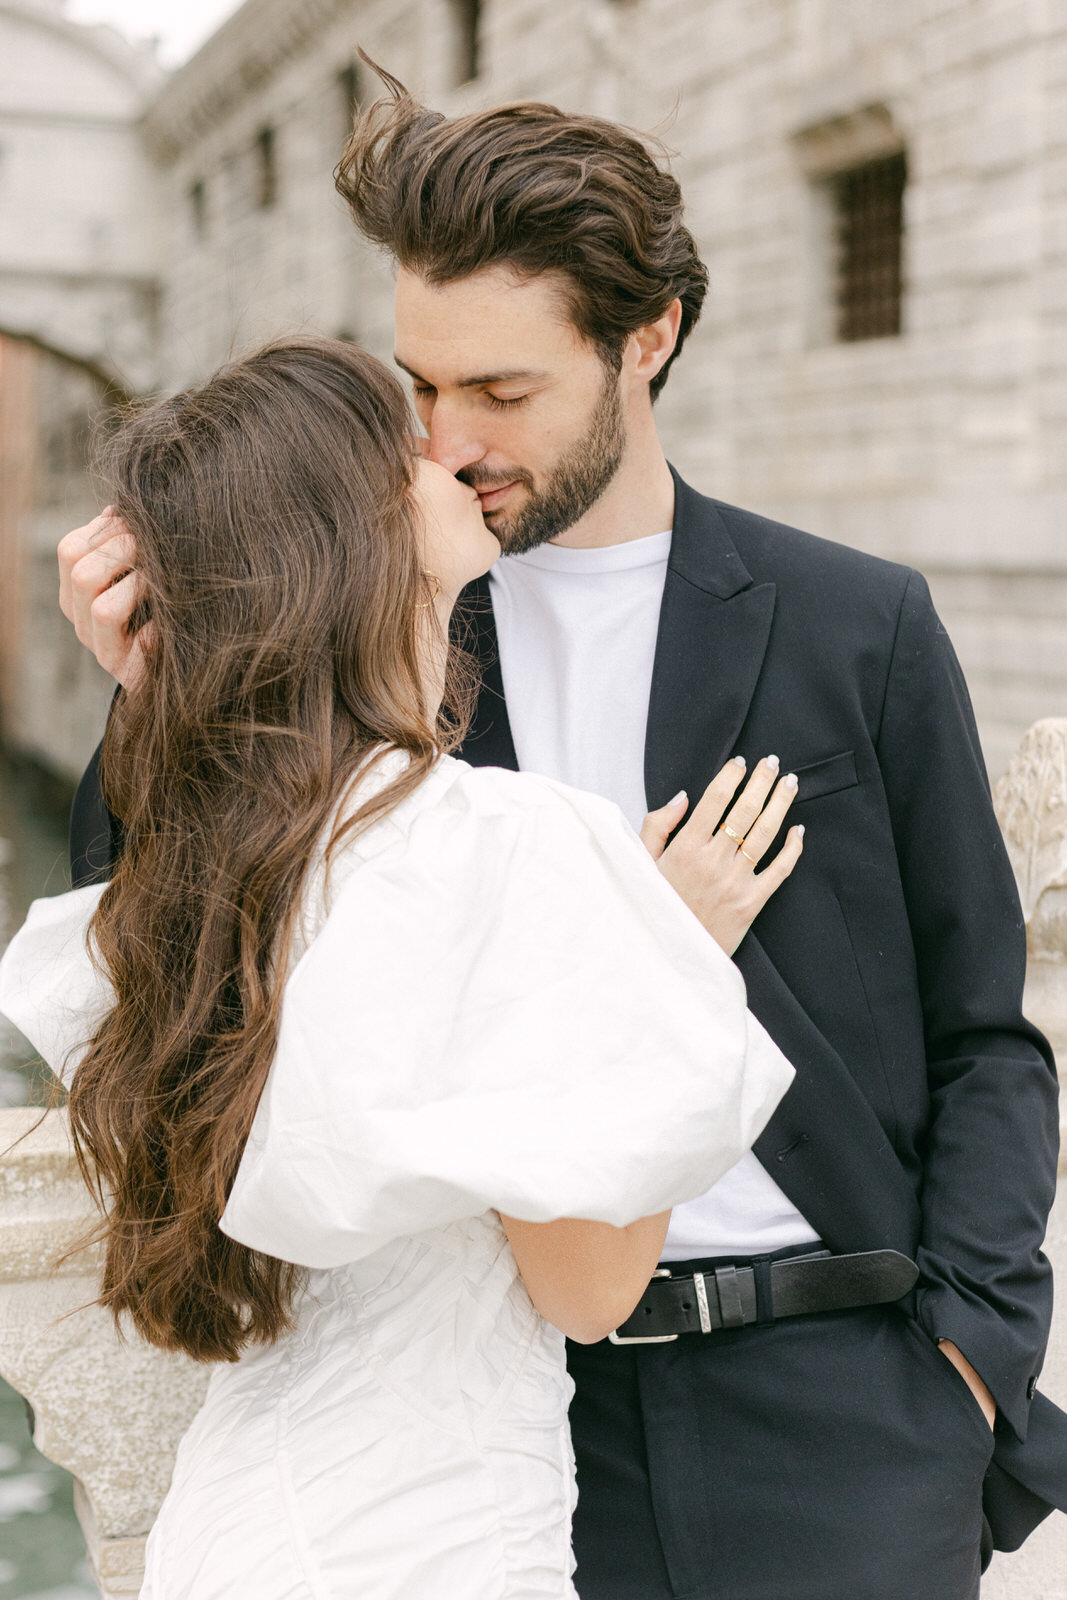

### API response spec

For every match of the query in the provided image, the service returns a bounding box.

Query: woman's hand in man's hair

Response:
[640,755,804,957]
[58,509,154,692]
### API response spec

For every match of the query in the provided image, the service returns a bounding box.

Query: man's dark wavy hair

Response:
[335,56,708,401]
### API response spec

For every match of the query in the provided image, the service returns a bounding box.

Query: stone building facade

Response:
[2,0,1067,781]
[0,0,161,777]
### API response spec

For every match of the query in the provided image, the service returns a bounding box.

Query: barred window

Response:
[189,179,207,241]
[451,0,481,85]
[338,61,362,138]
[832,153,906,342]
[255,126,278,210]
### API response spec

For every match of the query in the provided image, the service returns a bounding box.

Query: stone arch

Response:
[0,0,162,393]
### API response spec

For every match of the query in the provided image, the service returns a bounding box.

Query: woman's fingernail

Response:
[765,754,780,770]
[670,790,687,806]
[784,772,798,789]
[732,755,746,768]
[797,824,805,837]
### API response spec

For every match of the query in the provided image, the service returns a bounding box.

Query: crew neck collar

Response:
[494,528,672,575]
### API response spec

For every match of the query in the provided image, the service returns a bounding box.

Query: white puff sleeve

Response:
[0,882,110,1083]
[220,766,794,1268]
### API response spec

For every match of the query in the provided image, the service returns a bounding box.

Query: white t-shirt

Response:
[489,532,820,1260]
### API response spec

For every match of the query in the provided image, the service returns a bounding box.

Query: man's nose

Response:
[426,405,485,477]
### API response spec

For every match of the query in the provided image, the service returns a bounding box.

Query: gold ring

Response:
[721,824,746,846]
[739,846,759,866]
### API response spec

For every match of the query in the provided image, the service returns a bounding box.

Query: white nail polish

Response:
[732,755,746,768]
[797,824,805,837]
[766,754,780,770]
[670,790,687,806]
[784,773,798,789]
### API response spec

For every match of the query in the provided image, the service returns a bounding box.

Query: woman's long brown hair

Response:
[67,338,475,1362]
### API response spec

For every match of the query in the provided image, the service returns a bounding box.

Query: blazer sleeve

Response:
[876,569,1058,1440]
[70,735,123,889]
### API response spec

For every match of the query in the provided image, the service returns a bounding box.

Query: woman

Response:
[0,339,800,1599]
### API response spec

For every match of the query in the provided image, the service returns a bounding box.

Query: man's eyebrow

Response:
[394,356,548,388]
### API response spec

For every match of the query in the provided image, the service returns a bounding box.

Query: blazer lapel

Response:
[453,575,518,770]
[455,474,920,1254]
[647,473,921,1250]
[643,469,776,810]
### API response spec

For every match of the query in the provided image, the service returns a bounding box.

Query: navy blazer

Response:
[451,469,1066,1548]
[69,470,1065,1547]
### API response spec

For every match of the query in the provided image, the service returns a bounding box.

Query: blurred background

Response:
[0,0,1065,1593]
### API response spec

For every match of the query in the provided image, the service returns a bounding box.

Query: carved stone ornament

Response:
[993,719,1067,1115]
[993,719,1067,958]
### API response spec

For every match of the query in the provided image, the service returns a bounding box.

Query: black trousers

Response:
[566,1253,995,1600]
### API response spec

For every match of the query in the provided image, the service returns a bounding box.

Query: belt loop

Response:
[713,1265,746,1329]
[752,1255,775,1326]
[691,1271,713,1334]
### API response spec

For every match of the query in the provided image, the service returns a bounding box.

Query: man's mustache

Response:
[457,466,534,493]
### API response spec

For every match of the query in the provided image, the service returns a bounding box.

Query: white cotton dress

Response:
[0,751,794,1600]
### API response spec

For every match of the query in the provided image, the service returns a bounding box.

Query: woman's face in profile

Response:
[411,457,501,603]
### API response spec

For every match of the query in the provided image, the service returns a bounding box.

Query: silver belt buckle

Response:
[607,1268,679,1344]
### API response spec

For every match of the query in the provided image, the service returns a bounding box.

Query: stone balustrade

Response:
[0,719,1064,1597]
[0,1109,208,1596]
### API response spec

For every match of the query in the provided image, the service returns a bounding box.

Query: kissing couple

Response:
[3,60,1064,1600]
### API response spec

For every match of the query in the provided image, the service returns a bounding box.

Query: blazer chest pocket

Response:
[791,749,858,803]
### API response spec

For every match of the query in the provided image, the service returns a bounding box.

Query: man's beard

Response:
[460,369,626,556]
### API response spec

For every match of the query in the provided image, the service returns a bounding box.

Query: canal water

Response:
[0,755,97,1599]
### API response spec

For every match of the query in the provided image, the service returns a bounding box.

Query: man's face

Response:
[394,266,626,554]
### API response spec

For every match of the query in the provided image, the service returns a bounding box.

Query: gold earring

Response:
[416,572,441,609]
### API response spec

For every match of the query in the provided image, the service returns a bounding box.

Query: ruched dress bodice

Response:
[144,1213,578,1598]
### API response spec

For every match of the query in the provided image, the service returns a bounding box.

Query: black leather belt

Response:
[609,1249,918,1344]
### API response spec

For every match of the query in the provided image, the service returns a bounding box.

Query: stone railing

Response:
[0,1110,208,1596]
[0,718,1064,1596]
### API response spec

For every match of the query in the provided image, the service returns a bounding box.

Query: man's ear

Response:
[628,299,683,386]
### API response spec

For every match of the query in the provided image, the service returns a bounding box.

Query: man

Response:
[60,68,1065,1599]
